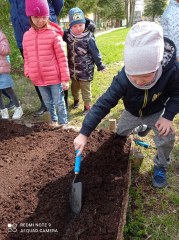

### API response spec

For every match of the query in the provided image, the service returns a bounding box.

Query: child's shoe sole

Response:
[152,177,168,188]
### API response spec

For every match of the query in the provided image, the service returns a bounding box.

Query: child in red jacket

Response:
[9,0,65,116]
[23,0,70,127]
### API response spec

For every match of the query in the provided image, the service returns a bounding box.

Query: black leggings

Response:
[0,88,20,109]
[64,90,68,109]
[2,89,11,99]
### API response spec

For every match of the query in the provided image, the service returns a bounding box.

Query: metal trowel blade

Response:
[70,182,82,214]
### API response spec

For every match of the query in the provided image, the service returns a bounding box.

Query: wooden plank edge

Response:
[116,150,131,240]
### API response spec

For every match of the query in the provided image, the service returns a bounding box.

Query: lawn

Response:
[8,27,179,239]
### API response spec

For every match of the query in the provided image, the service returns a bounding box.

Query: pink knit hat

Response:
[25,0,49,17]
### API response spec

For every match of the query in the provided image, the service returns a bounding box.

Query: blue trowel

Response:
[70,150,82,214]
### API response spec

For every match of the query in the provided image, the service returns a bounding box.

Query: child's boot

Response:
[12,106,23,119]
[83,105,91,115]
[152,166,167,188]
[1,108,9,119]
[73,99,79,109]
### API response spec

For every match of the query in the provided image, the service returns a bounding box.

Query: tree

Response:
[97,0,125,27]
[125,0,136,27]
[61,0,98,17]
[144,0,168,21]
[99,0,125,19]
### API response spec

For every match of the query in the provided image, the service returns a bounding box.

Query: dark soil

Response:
[0,120,131,240]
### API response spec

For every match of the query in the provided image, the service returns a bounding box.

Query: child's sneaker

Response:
[12,106,23,119]
[49,121,59,129]
[33,105,47,117]
[152,166,167,188]
[83,105,91,115]
[134,125,151,137]
[1,108,9,119]
[59,123,68,129]
[73,100,79,109]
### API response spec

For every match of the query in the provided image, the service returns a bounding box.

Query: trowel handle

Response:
[74,150,82,174]
[134,139,150,148]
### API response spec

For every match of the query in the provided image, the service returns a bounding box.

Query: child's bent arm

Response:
[54,36,70,82]
[22,38,29,77]
[80,73,125,137]
[88,38,105,71]
[74,133,88,155]
[0,32,10,56]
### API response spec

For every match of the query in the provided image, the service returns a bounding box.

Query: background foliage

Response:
[0,0,169,34]
[144,0,168,20]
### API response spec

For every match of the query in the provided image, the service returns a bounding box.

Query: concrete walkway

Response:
[95,27,123,37]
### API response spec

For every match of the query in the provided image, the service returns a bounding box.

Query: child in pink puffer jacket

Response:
[23,0,70,127]
[0,29,23,120]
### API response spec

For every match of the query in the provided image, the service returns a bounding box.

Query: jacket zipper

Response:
[72,38,77,80]
[139,89,148,117]
[35,31,44,84]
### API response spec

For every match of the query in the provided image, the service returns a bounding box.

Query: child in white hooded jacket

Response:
[160,0,179,62]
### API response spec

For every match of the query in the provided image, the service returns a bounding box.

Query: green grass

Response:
[96,28,129,64]
[9,27,179,239]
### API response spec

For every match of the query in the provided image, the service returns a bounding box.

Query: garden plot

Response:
[0,120,131,240]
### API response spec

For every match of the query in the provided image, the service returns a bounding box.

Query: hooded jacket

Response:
[63,18,105,81]
[23,22,70,86]
[9,0,64,49]
[160,0,179,58]
[80,38,179,137]
[0,31,11,74]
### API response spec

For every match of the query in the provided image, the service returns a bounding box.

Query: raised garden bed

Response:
[0,120,131,240]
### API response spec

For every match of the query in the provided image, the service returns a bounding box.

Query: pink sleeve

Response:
[0,32,10,56]
[53,34,70,82]
[22,36,29,77]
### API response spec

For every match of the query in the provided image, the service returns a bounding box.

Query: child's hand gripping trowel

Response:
[70,150,82,214]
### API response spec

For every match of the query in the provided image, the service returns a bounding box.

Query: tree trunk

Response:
[115,19,120,28]
[128,0,136,27]
[125,0,129,27]
[125,0,136,27]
